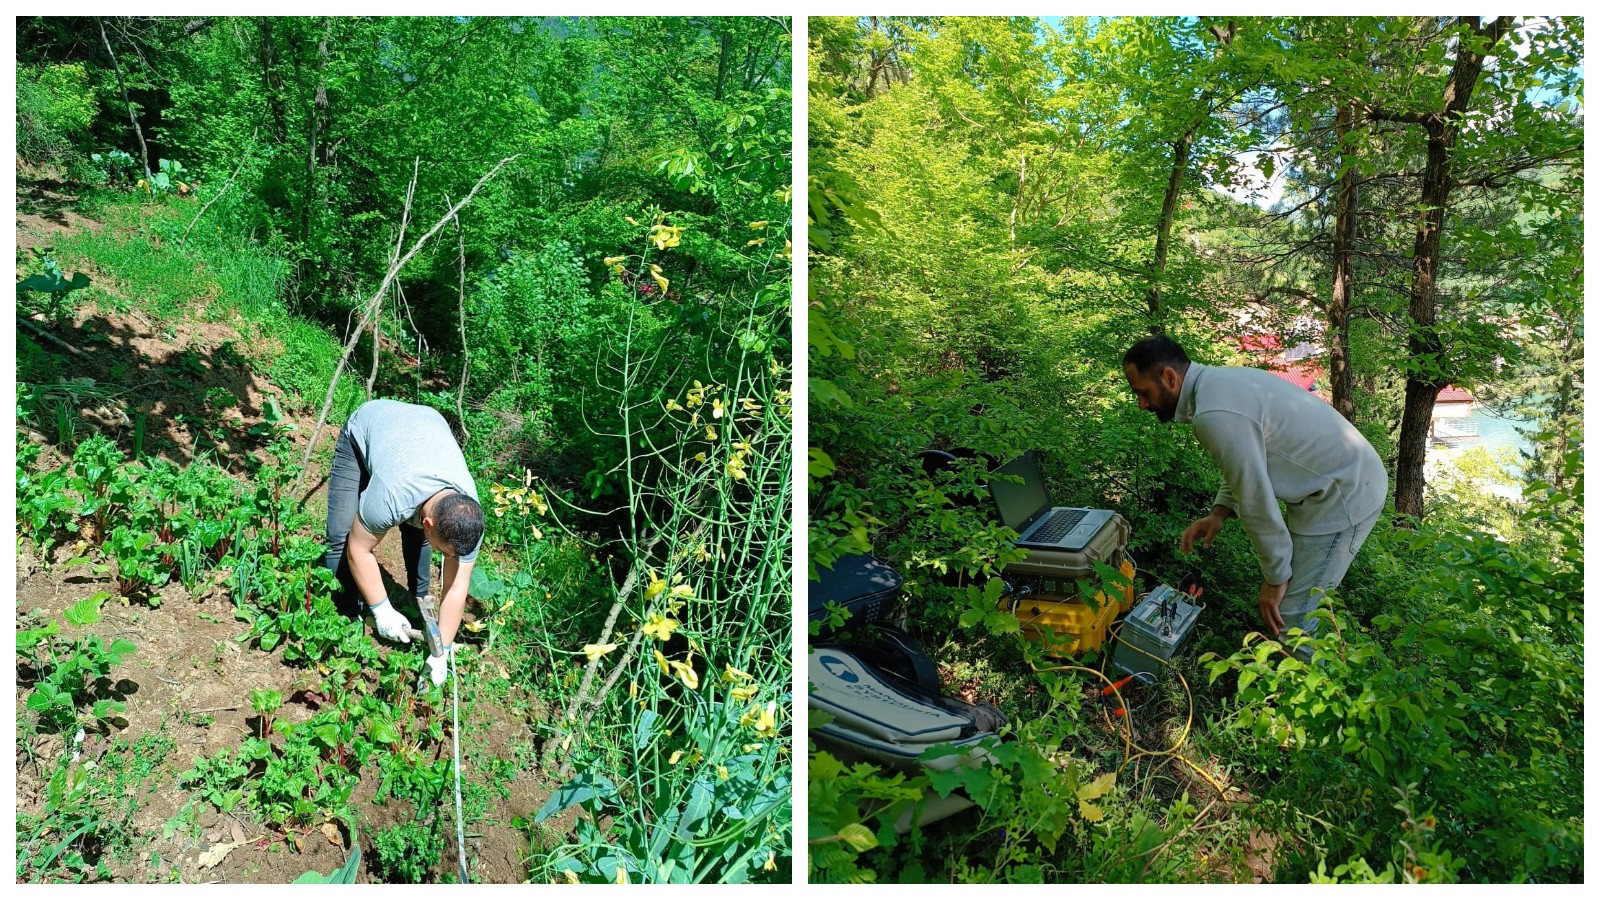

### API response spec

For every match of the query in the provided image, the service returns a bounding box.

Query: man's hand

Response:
[417,646,453,691]
[1257,580,1289,636]
[370,599,414,644]
[1180,512,1226,553]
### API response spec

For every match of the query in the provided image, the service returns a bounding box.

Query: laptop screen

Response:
[988,452,1051,533]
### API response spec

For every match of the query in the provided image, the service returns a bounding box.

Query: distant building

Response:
[1430,384,1479,447]
[1236,333,1328,401]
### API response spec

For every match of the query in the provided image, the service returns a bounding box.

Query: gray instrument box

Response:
[1112,584,1202,684]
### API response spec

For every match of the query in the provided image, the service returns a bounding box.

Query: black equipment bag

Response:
[809,552,902,639]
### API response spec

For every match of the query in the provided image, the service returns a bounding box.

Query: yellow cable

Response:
[1027,617,1231,799]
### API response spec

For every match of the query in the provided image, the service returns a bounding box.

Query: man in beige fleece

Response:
[1122,335,1387,655]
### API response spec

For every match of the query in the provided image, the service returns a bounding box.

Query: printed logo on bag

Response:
[819,655,858,684]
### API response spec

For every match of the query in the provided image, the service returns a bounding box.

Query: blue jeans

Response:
[323,426,431,617]
[1279,510,1381,659]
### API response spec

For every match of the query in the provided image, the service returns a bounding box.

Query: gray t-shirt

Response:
[344,399,481,562]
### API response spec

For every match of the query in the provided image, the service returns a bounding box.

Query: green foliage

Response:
[16,250,93,323]
[16,729,177,883]
[17,596,134,735]
[16,62,97,166]
[1203,455,1582,881]
[372,822,441,884]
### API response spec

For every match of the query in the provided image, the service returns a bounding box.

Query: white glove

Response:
[418,646,453,691]
[369,599,413,644]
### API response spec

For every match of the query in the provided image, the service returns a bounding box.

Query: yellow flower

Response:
[732,684,758,703]
[722,664,754,684]
[463,619,487,633]
[669,583,694,601]
[642,613,679,642]
[711,398,725,420]
[654,649,671,676]
[741,397,763,415]
[648,263,669,292]
[629,680,638,699]
[669,750,686,765]
[603,255,626,266]
[694,452,707,463]
[564,870,580,884]
[775,185,792,203]
[705,425,718,441]
[649,223,683,250]
[695,544,712,563]
[615,866,629,884]
[781,239,792,261]
[748,220,768,229]
[717,765,730,781]
[726,457,748,481]
[665,397,683,412]
[746,237,766,247]
[667,654,699,690]
[625,216,639,226]
[645,569,666,601]
[741,701,778,737]
[763,853,777,872]
[583,642,617,661]
[744,742,764,752]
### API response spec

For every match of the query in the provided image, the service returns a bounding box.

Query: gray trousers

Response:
[323,425,431,618]
[1279,509,1381,656]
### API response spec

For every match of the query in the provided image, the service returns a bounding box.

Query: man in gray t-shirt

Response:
[1123,335,1387,657]
[323,399,484,688]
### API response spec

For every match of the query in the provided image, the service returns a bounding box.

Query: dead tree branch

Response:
[292,154,518,495]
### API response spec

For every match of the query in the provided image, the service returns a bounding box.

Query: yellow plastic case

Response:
[996,515,1133,657]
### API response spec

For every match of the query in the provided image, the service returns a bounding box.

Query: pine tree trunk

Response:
[1392,16,1511,521]
[1328,101,1360,423]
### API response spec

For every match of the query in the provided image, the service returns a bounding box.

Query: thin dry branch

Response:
[449,196,470,444]
[291,154,517,494]
[181,128,257,249]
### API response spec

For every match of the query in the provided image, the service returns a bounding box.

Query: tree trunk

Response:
[1327,100,1360,422]
[1392,16,1511,521]
[306,19,331,249]
[258,19,287,143]
[98,18,153,183]
[1145,125,1196,331]
[714,30,731,101]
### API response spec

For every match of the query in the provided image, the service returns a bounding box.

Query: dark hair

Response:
[435,492,485,557]
[1123,334,1191,377]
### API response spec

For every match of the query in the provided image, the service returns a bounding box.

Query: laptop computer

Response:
[986,451,1114,551]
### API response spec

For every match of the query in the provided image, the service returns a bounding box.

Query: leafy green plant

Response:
[18,595,135,734]
[372,821,441,884]
[107,525,169,601]
[16,250,93,323]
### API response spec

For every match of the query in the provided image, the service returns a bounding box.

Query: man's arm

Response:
[436,555,474,647]
[1192,411,1294,585]
[346,515,390,609]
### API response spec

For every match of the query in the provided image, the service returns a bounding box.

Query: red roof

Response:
[1239,334,1283,353]
[1269,361,1322,392]
[1437,384,1473,403]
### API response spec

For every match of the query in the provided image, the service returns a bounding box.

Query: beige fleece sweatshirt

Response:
[1175,363,1388,584]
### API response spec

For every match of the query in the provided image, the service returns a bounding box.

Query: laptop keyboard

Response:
[1029,508,1087,543]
